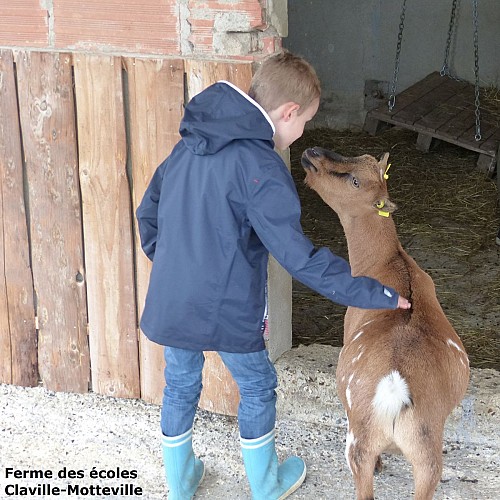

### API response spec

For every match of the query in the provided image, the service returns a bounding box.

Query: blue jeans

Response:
[161,347,278,439]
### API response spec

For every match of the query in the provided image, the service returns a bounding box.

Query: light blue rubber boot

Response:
[162,428,205,500]
[240,429,306,500]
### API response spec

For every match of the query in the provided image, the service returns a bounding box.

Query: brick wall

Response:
[0,0,286,59]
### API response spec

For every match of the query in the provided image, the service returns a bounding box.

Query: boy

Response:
[137,51,410,500]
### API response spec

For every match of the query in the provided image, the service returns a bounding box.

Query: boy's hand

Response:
[397,296,411,309]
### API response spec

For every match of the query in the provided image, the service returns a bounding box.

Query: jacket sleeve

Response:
[247,165,399,310]
[136,160,167,261]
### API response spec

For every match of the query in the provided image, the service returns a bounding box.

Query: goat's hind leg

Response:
[408,447,442,500]
[347,441,379,500]
[398,427,443,500]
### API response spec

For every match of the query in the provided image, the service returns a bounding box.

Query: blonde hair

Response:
[248,50,321,115]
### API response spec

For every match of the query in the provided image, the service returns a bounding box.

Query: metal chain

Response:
[441,0,481,140]
[441,0,459,77]
[389,0,481,140]
[472,0,481,141]
[388,0,407,112]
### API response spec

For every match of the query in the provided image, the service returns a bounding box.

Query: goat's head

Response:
[301,146,397,218]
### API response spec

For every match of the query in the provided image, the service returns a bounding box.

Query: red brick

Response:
[261,35,281,55]
[53,0,180,55]
[188,18,215,29]
[188,0,264,30]
[0,1,49,47]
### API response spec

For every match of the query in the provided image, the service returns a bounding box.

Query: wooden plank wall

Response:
[0,48,253,405]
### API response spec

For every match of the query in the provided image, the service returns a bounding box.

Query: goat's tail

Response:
[372,370,412,424]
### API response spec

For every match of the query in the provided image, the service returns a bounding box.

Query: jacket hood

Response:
[179,81,275,155]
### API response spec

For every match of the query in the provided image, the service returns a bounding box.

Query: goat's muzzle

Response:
[301,148,320,172]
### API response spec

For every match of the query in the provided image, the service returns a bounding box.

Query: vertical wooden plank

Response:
[0,49,37,386]
[185,59,253,97]
[267,148,293,362]
[126,57,184,404]
[185,60,254,416]
[16,51,90,393]
[73,54,140,398]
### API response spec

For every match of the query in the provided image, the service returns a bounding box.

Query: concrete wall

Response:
[285,0,500,129]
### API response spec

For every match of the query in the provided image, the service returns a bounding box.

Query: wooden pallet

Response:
[364,72,500,177]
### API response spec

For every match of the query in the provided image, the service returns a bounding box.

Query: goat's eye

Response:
[351,176,360,188]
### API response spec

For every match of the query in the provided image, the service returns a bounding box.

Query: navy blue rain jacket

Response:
[136,81,399,353]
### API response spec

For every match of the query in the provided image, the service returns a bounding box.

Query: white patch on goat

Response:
[447,338,464,354]
[372,370,411,422]
[346,387,352,409]
[360,319,375,329]
[352,350,364,364]
[345,430,357,473]
[352,330,363,342]
[346,373,355,409]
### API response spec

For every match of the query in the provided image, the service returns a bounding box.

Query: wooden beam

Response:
[73,54,140,398]
[0,49,37,386]
[16,51,90,393]
[125,56,185,404]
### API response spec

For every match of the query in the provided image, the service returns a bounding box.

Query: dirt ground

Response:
[289,127,500,371]
[1,344,498,500]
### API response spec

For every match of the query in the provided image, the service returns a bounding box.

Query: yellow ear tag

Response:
[376,200,390,217]
[383,163,391,180]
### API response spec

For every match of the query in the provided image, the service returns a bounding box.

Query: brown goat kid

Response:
[301,147,470,500]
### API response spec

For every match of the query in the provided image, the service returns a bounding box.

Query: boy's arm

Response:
[247,166,400,310]
[136,162,166,261]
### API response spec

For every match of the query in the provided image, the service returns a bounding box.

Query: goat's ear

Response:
[378,152,390,168]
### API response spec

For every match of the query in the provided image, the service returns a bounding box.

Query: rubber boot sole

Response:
[278,463,307,500]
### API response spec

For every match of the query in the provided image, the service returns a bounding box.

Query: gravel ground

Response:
[0,344,498,500]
